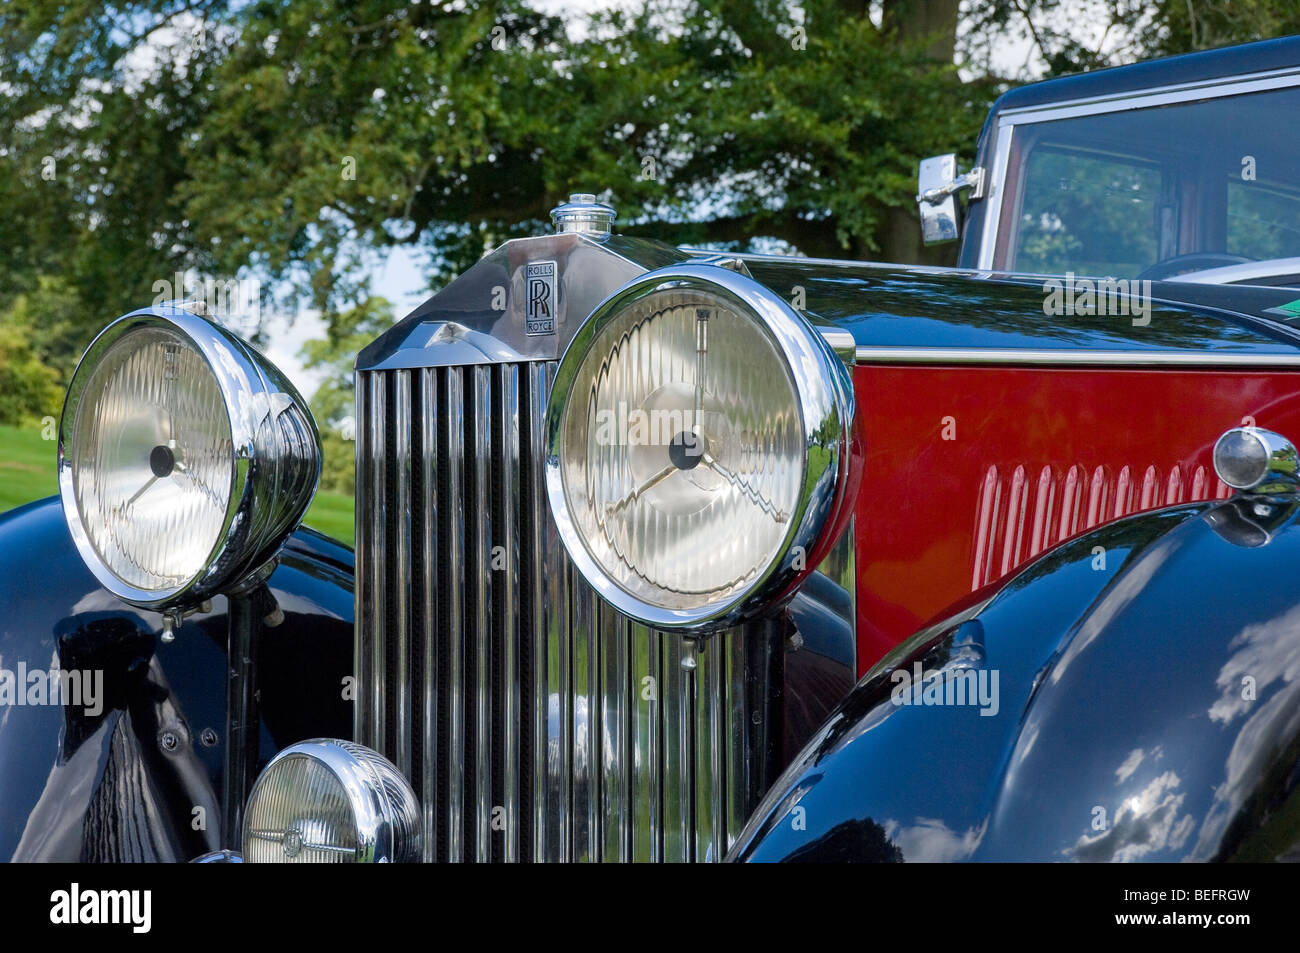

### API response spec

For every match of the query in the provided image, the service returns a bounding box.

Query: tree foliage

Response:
[0,313,61,427]
[0,0,1294,355]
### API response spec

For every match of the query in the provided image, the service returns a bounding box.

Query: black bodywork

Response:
[729,497,1300,862]
[0,497,353,862]
[739,259,1300,354]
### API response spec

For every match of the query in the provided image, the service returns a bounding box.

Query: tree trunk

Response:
[877,0,963,263]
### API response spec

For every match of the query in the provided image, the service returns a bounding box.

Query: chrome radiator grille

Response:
[355,363,780,862]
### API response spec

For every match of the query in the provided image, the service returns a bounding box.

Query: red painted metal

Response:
[851,363,1300,674]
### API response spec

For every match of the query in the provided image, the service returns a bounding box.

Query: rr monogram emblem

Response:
[524,260,557,335]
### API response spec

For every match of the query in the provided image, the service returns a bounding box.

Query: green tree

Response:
[1,275,96,382]
[0,318,61,427]
[300,295,397,492]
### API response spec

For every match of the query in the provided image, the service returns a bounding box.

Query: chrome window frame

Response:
[975,66,1300,272]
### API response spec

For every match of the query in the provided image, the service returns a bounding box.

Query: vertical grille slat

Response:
[633,625,661,861]
[599,610,629,861]
[467,365,493,860]
[417,368,438,862]
[357,361,775,862]
[496,364,522,862]
[442,367,465,861]
[569,574,599,862]
[522,362,547,862]
[662,635,694,862]
[696,636,724,862]
[353,378,369,744]
[362,374,387,744]
[391,371,413,777]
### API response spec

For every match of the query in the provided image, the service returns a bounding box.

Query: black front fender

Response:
[730,497,1300,862]
[0,497,354,862]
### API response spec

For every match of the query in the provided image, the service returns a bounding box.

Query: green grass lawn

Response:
[0,421,355,546]
[0,422,58,514]
[303,489,354,546]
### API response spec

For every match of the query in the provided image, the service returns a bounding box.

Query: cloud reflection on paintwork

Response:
[1067,770,1193,862]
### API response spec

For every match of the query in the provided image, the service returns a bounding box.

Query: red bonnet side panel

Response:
[851,363,1300,674]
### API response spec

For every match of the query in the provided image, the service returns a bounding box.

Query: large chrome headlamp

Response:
[58,303,321,608]
[545,264,855,629]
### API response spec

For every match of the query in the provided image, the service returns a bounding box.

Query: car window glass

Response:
[1227,179,1300,260]
[1013,149,1160,276]
[1004,84,1300,279]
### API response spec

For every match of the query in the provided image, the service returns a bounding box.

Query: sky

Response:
[258,245,430,402]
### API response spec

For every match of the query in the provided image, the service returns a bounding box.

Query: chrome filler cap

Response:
[551,193,616,238]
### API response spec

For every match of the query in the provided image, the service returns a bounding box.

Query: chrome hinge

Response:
[917,166,985,205]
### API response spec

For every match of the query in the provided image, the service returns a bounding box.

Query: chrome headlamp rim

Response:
[57,303,321,609]
[544,263,854,631]
[241,738,421,863]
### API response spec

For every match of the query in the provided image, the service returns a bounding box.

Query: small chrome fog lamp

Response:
[58,303,321,609]
[1212,427,1300,493]
[242,739,421,863]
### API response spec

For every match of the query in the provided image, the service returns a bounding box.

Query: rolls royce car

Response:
[4,35,1300,864]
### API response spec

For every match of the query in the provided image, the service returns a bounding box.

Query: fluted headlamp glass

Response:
[547,265,854,630]
[242,739,422,863]
[67,327,234,593]
[558,289,802,611]
[59,305,322,609]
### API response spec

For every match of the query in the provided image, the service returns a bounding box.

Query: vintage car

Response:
[3,35,1300,864]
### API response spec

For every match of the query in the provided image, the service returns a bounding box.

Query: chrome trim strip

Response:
[663,636,692,861]
[698,636,724,862]
[725,631,747,852]
[976,123,1015,272]
[1167,258,1300,285]
[529,364,560,861]
[576,587,592,861]
[524,364,546,860]
[817,327,857,364]
[854,347,1300,367]
[544,549,573,862]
